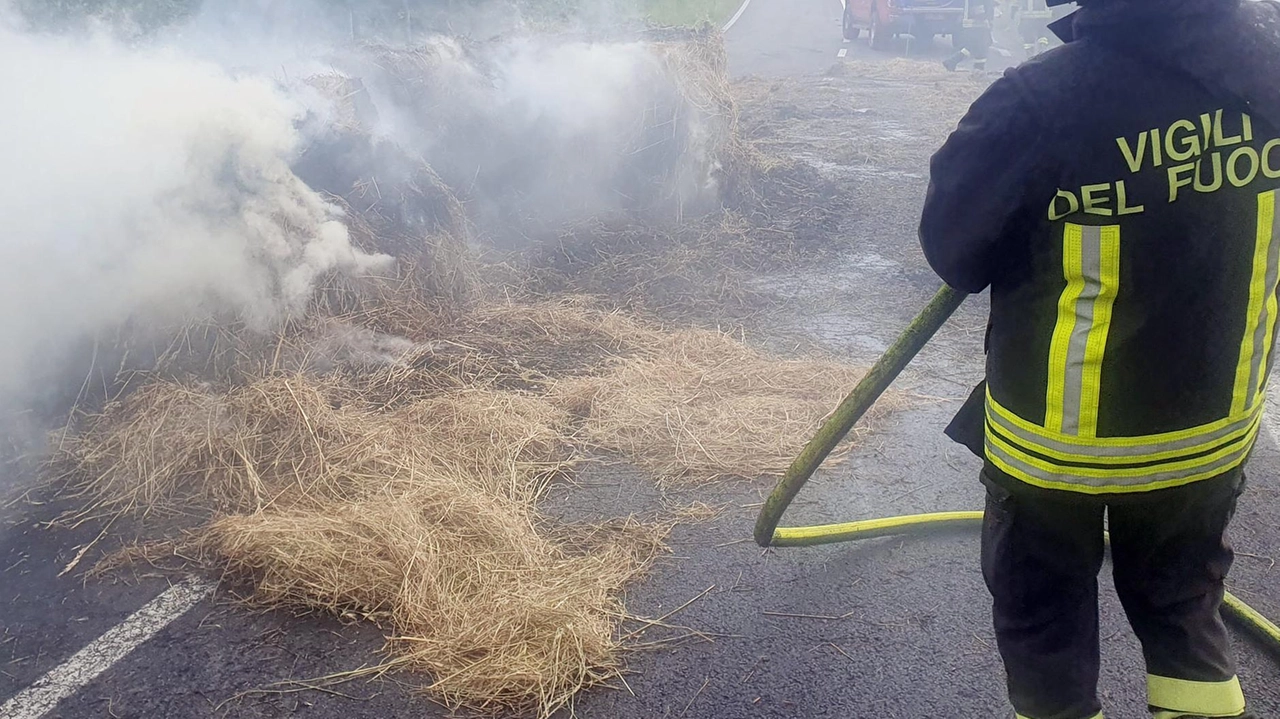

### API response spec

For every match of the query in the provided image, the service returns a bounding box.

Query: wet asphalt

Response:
[3,1,1280,717]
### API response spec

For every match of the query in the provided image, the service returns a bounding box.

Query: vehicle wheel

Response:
[842,7,860,40]
[869,7,892,51]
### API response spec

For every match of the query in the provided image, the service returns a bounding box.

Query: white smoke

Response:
[330,35,725,240]
[0,20,392,400]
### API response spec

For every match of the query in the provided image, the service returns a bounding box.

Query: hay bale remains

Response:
[52,294,906,714]
[55,375,664,716]
[559,329,892,481]
[297,70,480,309]
[209,506,656,715]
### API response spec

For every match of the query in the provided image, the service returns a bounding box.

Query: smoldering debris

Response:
[299,28,739,245]
[0,20,393,409]
[30,17,891,719]
[54,297,882,717]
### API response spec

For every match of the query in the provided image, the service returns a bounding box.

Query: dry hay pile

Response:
[52,294,891,714]
[558,328,884,481]
[297,30,835,325]
[56,373,663,716]
[45,29,896,719]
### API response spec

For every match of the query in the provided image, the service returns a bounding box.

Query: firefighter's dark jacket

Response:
[920,0,1280,495]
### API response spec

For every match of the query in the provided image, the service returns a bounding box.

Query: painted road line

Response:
[722,0,754,32]
[838,48,848,58]
[1,577,214,719]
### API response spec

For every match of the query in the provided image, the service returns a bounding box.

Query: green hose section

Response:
[753,285,967,547]
[769,511,1280,657]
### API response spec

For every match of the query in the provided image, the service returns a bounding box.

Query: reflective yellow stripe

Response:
[1079,226,1120,438]
[986,446,1253,494]
[986,403,1262,466]
[1046,224,1121,437]
[991,198,1280,493]
[987,390,1262,458]
[1258,193,1280,401]
[1232,190,1278,415]
[986,421,1256,485]
[1013,706,1105,711]
[1046,224,1085,433]
[1147,674,1245,717]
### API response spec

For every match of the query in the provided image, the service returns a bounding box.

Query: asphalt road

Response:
[2,2,1279,719]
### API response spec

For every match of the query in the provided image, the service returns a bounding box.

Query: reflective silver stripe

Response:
[1246,196,1280,408]
[1059,226,1103,435]
[986,400,1261,460]
[1249,198,1280,404]
[985,430,1256,489]
[1233,191,1280,415]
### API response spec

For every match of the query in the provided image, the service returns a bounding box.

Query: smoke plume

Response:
[0,17,392,407]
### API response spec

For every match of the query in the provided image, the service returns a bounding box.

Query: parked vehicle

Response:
[842,0,967,51]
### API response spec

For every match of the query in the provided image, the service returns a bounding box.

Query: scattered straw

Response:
[53,292,900,713]
[558,328,892,481]
[55,375,664,717]
[45,28,917,717]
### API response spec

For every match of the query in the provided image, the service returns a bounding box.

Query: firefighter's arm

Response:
[919,73,1050,293]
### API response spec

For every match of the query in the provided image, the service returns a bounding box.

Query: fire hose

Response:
[753,285,1280,655]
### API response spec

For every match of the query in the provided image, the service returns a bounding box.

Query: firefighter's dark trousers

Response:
[981,469,1251,719]
[944,25,991,68]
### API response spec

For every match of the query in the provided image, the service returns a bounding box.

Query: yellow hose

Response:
[768,511,1280,657]
[771,511,984,546]
[1224,589,1280,650]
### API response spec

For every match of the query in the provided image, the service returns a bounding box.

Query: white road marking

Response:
[1,577,214,719]
[722,0,754,32]
[837,48,848,58]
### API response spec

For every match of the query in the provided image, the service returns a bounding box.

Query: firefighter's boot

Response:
[943,47,971,71]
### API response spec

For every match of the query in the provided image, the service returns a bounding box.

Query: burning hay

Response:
[558,328,885,481]
[39,24,895,719]
[56,374,664,716]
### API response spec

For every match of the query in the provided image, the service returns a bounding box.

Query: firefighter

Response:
[1014,0,1058,58]
[943,0,995,71]
[919,0,1280,716]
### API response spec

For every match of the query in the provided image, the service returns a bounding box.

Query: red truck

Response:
[842,0,969,51]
